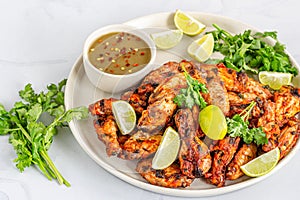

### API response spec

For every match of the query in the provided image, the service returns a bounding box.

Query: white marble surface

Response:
[1,0,300,199]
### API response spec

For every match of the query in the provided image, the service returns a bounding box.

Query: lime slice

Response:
[188,33,214,62]
[174,10,206,36]
[152,127,180,169]
[112,100,136,135]
[150,29,183,50]
[258,71,293,90]
[241,147,280,177]
[199,105,227,140]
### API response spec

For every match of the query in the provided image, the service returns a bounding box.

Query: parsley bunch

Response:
[0,79,88,186]
[173,70,208,109]
[208,24,298,75]
[226,101,268,145]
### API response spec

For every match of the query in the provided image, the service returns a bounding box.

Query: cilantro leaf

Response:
[251,127,268,145]
[0,105,12,135]
[173,70,208,109]
[208,24,298,75]
[226,102,268,145]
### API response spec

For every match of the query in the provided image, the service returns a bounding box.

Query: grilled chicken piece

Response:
[261,122,281,152]
[123,61,181,115]
[257,100,276,126]
[89,98,122,156]
[257,87,300,153]
[257,100,275,147]
[199,63,230,115]
[120,87,135,101]
[226,143,257,180]
[278,120,300,159]
[274,86,300,127]
[90,98,160,159]
[194,137,212,176]
[256,100,280,152]
[178,60,206,84]
[227,92,257,106]
[137,73,186,135]
[89,98,116,117]
[118,132,162,160]
[205,136,240,187]
[93,117,121,156]
[245,76,272,102]
[191,105,206,138]
[217,63,272,106]
[174,108,211,178]
[136,157,194,188]
[217,64,243,92]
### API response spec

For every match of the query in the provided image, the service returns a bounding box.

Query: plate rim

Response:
[65,11,300,197]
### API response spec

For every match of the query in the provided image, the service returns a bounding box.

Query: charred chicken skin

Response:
[205,136,241,187]
[174,108,211,178]
[226,143,257,180]
[136,157,194,188]
[122,61,181,115]
[89,98,121,156]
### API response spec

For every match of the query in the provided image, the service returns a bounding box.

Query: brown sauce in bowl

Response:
[88,32,151,75]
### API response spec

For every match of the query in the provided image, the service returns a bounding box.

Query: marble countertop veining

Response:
[1,0,300,199]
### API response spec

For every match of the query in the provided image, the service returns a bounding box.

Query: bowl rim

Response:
[83,23,157,78]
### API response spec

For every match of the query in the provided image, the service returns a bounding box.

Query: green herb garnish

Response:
[173,69,208,109]
[208,24,298,75]
[0,79,89,186]
[226,101,268,145]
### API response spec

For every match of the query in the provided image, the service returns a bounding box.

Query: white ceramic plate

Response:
[64,12,300,197]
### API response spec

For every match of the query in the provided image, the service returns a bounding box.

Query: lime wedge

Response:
[199,105,227,140]
[112,100,136,135]
[188,33,214,62]
[241,147,280,177]
[258,71,293,90]
[150,29,183,50]
[152,127,180,169]
[174,10,206,36]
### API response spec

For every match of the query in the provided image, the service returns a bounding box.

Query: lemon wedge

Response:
[188,33,214,62]
[152,127,180,169]
[150,29,183,50]
[174,10,206,36]
[241,147,280,177]
[112,100,136,135]
[199,105,227,140]
[258,71,293,90]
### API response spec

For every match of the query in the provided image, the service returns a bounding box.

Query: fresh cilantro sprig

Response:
[173,68,208,109]
[226,101,268,145]
[0,79,89,186]
[207,24,298,75]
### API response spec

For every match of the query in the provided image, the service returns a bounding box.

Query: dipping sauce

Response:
[88,32,151,75]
